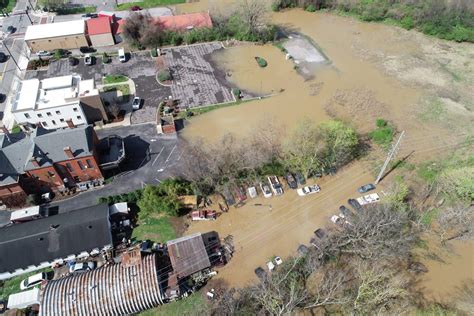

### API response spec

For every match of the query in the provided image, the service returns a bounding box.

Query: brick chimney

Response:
[66,119,75,129]
[30,157,40,167]
[63,146,74,159]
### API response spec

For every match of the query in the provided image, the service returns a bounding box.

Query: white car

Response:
[20,272,49,290]
[84,54,92,65]
[69,261,96,273]
[266,261,275,271]
[274,256,283,265]
[356,193,380,205]
[297,184,321,196]
[260,182,272,198]
[132,97,141,110]
[36,50,52,57]
[118,48,126,62]
[248,186,257,198]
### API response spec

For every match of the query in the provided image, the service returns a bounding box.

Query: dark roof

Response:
[40,254,164,315]
[0,203,112,273]
[167,233,210,279]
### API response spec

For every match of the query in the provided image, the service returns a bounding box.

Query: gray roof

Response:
[0,203,112,273]
[40,254,164,316]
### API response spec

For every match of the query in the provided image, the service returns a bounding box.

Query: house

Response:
[7,288,40,311]
[0,204,113,280]
[11,75,107,129]
[24,20,89,52]
[40,251,165,315]
[86,16,115,47]
[0,125,104,206]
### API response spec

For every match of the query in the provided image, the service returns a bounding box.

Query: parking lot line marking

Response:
[152,147,165,166]
[165,145,177,163]
[176,150,184,161]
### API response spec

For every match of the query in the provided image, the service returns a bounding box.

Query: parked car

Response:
[84,54,93,65]
[118,48,127,62]
[339,205,352,217]
[348,198,363,212]
[266,261,275,271]
[132,96,141,110]
[191,210,217,221]
[297,244,309,256]
[314,228,326,239]
[330,214,343,225]
[130,5,142,11]
[285,173,298,189]
[0,52,6,63]
[36,50,52,57]
[79,46,96,54]
[248,186,257,198]
[254,267,266,279]
[69,261,96,273]
[295,172,306,185]
[20,272,50,290]
[297,184,321,196]
[222,189,236,206]
[357,193,380,205]
[81,13,98,19]
[267,176,283,195]
[6,25,15,34]
[358,183,376,193]
[274,256,283,265]
[234,186,247,202]
[259,182,272,198]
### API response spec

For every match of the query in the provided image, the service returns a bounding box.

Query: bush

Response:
[255,56,268,67]
[102,53,110,64]
[305,4,317,12]
[370,126,394,147]
[232,88,241,100]
[158,69,172,82]
[26,194,40,206]
[53,49,66,60]
[150,48,158,57]
[376,118,388,128]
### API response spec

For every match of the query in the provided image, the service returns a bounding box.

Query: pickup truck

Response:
[260,182,272,198]
[356,193,380,205]
[267,176,283,196]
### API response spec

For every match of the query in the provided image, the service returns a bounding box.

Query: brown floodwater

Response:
[176,0,473,295]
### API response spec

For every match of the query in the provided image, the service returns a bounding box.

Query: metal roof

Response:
[40,254,164,315]
[167,233,210,279]
[24,20,85,41]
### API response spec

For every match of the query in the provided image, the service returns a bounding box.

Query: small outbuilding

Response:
[86,17,115,47]
[25,20,88,52]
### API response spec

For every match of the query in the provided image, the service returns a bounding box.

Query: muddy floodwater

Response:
[177,0,474,294]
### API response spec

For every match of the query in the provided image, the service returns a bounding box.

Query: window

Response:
[56,110,61,115]
[78,161,85,170]
[37,113,43,118]
[73,108,78,112]
[86,159,94,169]
[46,112,52,116]
[77,116,82,120]
[66,162,74,172]
[60,118,65,123]
[24,113,30,119]
[52,120,57,125]
[42,121,48,127]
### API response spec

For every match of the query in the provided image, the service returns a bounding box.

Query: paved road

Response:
[50,123,184,213]
[53,7,172,23]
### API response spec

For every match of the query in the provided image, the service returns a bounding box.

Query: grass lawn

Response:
[139,291,207,315]
[0,268,51,300]
[56,6,96,15]
[103,84,130,96]
[117,0,185,10]
[103,75,128,84]
[132,214,176,244]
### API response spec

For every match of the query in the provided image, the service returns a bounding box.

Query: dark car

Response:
[285,173,298,189]
[0,52,6,63]
[295,172,306,186]
[348,199,362,212]
[6,25,15,34]
[68,57,78,66]
[339,205,352,217]
[222,189,236,206]
[82,13,98,18]
[297,244,309,256]
[254,267,266,279]
[79,46,96,54]
[314,228,326,239]
[130,5,142,11]
[358,183,376,193]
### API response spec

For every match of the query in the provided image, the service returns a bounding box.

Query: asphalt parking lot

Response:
[51,123,184,213]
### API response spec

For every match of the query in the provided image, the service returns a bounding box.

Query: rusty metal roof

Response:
[40,254,164,315]
[167,233,210,279]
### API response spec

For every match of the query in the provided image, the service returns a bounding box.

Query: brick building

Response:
[0,125,104,207]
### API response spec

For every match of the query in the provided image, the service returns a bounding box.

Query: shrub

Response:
[150,48,158,57]
[26,194,40,206]
[158,69,172,82]
[255,56,268,67]
[305,4,317,12]
[102,53,110,64]
[232,88,241,100]
[53,49,66,60]
[376,118,388,128]
[370,126,394,147]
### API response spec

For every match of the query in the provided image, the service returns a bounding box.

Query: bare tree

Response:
[238,0,270,36]
[122,12,152,47]
[107,103,121,119]
[436,205,474,242]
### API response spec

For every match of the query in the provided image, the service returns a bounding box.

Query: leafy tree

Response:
[38,0,66,11]
[320,120,359,171]
[438,166,474,201]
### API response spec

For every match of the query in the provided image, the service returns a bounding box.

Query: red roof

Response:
[156,12,213,31]
[86,17,112,36]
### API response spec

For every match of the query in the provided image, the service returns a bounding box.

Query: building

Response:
[0,125,104,207]
[86,16,115,47]
[0,204,112,280]
[24,20,89,52]
[11,75,107,130]
[167,233,211,280]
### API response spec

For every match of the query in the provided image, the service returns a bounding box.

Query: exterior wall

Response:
[89,33,115,47]
[80,95,108,123]
[26,34,89,52]
[12,103,87,129]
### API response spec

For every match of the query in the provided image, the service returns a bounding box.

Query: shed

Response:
[7,288,40,310]
[24,20,88,52]
[86,17,115,47]
[167,233,211,279]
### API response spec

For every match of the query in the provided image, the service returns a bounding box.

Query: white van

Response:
[20,272,50,290]
[118,48,126,62]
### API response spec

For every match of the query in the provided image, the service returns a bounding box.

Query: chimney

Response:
[66,119,75,129]
[30,157,40,167]
[64,147,74,159]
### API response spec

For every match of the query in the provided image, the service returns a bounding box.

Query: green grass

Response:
[132,215,176,244]
[420,208,440,226]
[0,268,51,300]
[56,6,96,15]
[2,0,16,13]
[103,84,130,96]
[117,0,185,10]
[103,75,128,84]
[417,162,443,184]
[139,291,207,315]
[369,126,394,148]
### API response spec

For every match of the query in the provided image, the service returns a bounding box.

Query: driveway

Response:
[50,123,183,212]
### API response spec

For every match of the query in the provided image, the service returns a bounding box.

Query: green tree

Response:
[438,166,474,202]
[320,120,359,171]
[38,0,66,11]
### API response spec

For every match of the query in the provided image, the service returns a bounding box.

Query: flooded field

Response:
[176,0,474,294]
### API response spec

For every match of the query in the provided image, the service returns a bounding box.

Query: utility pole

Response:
[375,131,405,184]
[2,42,21,71]
[24,9,33,24]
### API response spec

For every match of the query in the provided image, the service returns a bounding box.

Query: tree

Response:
[238,0,270,36]
[436,205,474,242]
[122,12,152,47]
[140,22,163,48]
[107,103,121,119]
[319,120,359,171]
[38,0,66,11]
[437,166,474,202]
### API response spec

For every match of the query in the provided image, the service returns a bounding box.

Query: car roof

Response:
[28,272,45,283]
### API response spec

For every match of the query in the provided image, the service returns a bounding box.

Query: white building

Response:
[11,75,105,129]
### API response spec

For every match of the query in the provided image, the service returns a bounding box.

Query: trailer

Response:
[191,210,217,221]
[356,193,380,205]
[267,176,283,196]
[10,206,47,223]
